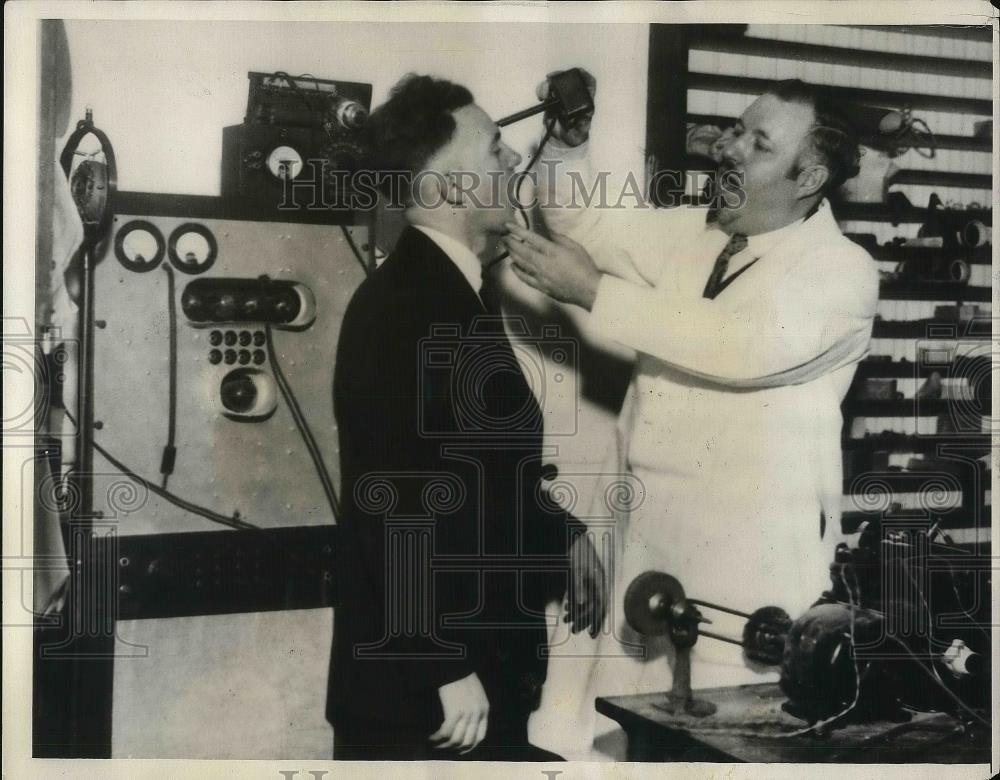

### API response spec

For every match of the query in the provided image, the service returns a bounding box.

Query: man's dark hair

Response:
[765,79,862,195]
[359,74,474,203]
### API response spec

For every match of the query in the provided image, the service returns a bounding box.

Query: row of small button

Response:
[209,349,267,366]
[209,329,266,347]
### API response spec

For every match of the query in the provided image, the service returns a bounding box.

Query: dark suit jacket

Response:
[327,227,583,731]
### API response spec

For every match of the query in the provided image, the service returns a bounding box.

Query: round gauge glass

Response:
[266,145,305,180]
[114,220,165,272]
[168,223,217,274]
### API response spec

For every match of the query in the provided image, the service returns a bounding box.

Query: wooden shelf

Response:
[856,356,990,378]
[688,32,992,79]
[842,433,993,454]
[872,318,994,339]
[834,201,992,226]
[878,281,991,302]
[843,469,980,494]
[687,71,992,117]
[892,169,992,190]
[863,245,993,265]
[688,113,992,153]
[842,398,972,417]
[844,25,993,44]
[839,511,990,536]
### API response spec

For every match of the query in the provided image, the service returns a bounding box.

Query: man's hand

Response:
[537,68,596,148]
[566,533,607,638]
[502,222,601,310]
[429,672,489,754]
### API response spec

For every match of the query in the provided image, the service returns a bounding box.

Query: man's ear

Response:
[443,172,466,207]
[412,169,454,208]
[796,163,829,200]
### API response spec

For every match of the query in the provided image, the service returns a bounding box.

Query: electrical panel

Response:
[90,193,369,536]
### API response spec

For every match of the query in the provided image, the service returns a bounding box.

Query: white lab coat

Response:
[529,144,879,759]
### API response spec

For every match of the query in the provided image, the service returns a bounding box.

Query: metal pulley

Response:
[624,570,792,663]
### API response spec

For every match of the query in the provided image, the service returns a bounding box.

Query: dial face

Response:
[122,228,158,264]
[168,223,217,275]
[266,145,304,180]
[114,220,165,272]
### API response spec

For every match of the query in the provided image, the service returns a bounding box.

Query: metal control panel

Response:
[90,192,370,536]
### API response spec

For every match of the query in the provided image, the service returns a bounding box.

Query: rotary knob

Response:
[220,372,258,414]
[181,291,207,321]
[214,294,237,321]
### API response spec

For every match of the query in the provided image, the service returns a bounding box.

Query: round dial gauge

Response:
[266,145,304,180]
[114,220,165,272]
[168,223,217,275]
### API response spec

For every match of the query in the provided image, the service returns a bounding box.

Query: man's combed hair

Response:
[359,74,474,203]
[767,79,862,194]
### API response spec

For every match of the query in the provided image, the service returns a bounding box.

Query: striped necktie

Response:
[703,232,748,300]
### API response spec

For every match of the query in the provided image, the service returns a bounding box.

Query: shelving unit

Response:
[648,23,993,556]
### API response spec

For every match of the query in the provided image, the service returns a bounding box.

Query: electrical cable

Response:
[264,324,342,521]
[340,225,370,276]
[780,568,865,738]
[484,117,557,273]
[63,409,258,531]
[160,264,178,489]
[887,634,989,727]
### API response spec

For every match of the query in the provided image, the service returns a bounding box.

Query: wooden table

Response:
[596,683,990,763]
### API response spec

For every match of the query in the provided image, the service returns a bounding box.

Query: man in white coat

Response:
[503,78,879,759]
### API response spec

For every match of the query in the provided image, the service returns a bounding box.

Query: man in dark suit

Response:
[327,75,605,761]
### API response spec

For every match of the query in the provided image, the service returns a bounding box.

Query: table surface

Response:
[596,683,990,763]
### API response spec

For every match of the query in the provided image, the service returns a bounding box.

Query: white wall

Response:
[62,20,648,198]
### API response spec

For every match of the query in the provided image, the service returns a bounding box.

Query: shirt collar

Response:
[745,214,806,257]
[412,225,483,297]
[708,200,826,257]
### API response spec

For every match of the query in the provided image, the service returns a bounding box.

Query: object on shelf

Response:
[915,371,942,400]
[933,304,986,323]
[840,146,897,204]
[905,456,963,476]
[896,255,971,285]
[961,221,991,248]
[685,123,728,163]
[973,119,993,139]
[844,233,879,253]
[937,414,959,435]
[901,236,944,248]
[859,378,901,400]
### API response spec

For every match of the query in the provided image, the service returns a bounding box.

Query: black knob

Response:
[209,330,222,346]
[220,372,258,414]
[253,331,265,346]
[238,331,252,346]
[182,292,205,320]
[208,349,222,365]
[224,349,237,365]
[224,331,237,346]
[243,298,260,317]
[238,350,251,365]
[252,349,266,365]
[214,294,237,321]
[273,292,301,321]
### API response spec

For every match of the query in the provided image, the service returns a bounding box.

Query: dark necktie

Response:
[703,232,749,300]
